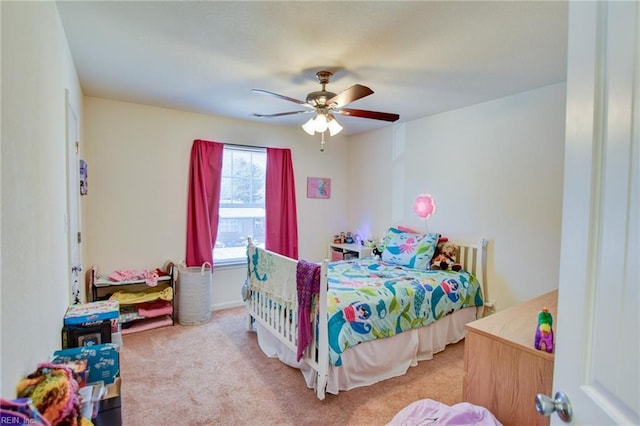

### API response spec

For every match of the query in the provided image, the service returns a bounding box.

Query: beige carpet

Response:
[119,307,466,425]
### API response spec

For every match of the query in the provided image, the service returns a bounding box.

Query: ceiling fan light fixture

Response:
[302,116,316,135]
[302,113,334,135]
[327,114,343,136]
[313,114,328,133]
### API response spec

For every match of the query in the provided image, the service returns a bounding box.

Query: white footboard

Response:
[245,239,330,399]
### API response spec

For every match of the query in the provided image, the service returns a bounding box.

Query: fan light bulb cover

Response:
[327,116,343,136]
[314,114,328,132]
[302,117,316,135]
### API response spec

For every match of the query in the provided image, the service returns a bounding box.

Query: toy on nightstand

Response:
[534,307,554,353]
[372,246,382,260]
[372,237,386,260]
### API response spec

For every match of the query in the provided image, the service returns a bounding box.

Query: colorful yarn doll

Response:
[534,307,554,353]
[15,362,89,426]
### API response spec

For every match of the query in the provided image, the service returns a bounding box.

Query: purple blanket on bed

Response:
[296,260,320,361]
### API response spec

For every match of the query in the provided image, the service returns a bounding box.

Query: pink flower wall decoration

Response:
[414,194,436,219]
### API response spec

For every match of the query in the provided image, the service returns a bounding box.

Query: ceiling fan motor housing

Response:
[306,70,337,107]
[306,90,337,107]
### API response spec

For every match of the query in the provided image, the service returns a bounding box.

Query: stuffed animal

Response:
[372,237,386,260]
[430,241,462,271]
[372,246,383,259]
[534,307,554,353]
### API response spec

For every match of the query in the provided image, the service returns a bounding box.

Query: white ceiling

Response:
[56,1,568,135]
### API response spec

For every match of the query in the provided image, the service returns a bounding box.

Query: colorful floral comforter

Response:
[327,259,483,366]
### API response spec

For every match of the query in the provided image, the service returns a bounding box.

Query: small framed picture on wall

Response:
[307,177,331,199]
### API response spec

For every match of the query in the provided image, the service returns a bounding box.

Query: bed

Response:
[245,230,488,400]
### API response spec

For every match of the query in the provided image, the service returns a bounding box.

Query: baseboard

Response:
[483,300,496,316]
[212,301,245,311]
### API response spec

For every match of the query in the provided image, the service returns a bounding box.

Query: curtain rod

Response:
[223,142,265,151]
[197,139,266,151]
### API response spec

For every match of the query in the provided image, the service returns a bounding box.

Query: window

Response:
[214,146,266,264]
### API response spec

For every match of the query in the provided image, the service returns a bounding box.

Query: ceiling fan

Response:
[252,71,399,149]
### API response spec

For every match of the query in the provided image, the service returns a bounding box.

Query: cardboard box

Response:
[64,300,119,326]
[111,331,123,349]
[100,377,121,406]
[79,381,105,419]
[94,377,122,426]
[55,359,89,388]
[52,343,119,384]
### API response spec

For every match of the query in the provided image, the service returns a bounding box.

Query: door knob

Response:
[535,391,573,423]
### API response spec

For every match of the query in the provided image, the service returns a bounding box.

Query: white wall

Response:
[83,97,350,310]
[1,1,83,396]
[347,83,566,310]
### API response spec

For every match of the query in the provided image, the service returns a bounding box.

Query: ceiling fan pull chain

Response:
[320,132,326,152]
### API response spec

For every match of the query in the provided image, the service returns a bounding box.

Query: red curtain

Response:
[265,147,299,259]
[185,140,224,267]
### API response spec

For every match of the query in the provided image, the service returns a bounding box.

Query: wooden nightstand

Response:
[463,290,558,426]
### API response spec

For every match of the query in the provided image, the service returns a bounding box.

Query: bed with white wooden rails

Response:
[245,236,489,400]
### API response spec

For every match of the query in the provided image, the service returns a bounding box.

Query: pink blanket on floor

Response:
[387,399,502,426]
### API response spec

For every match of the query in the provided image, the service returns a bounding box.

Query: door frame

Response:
[66,89,83,304]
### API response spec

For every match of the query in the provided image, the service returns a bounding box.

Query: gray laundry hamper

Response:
[176,262,212,325]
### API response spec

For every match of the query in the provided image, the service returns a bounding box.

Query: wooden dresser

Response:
[463,290,558,426]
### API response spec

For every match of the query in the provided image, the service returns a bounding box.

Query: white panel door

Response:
[546,1,639,424]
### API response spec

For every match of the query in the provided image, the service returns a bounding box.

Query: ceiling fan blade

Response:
[326,84,374,108]
[336,108,400,122]
[251,89,312,107]
[253,110,314,118]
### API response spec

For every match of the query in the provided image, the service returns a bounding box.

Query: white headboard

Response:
[450,238,492,317]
